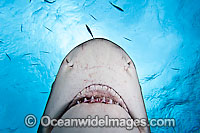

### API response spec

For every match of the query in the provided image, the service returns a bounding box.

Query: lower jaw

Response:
[52,103,140,133]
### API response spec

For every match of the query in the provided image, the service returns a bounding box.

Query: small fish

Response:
[22,53,32,57]
[171,68,180,71]
[20,24,23,32]
[5,53,11,61]
[40,51,50,54]
[0,40,3,44]
[85,24,94,39]
[172,127,176,132]
[30,0,31,3]
[89,14,97,21]
[109,1,124,12]
[33,7,43,15]
[144,73,160,82]
[44,26,53,32]
[44,0,56,4]
[0,128,18,132]
[40,91,49,93]
[123,37,132,41]
[31,63,40,66]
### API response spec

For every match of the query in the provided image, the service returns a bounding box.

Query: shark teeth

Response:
[84,98,87,102]
[102,97,106,103]
[91,96,94,102]
[108,99,113,104]
[69,84,129,113]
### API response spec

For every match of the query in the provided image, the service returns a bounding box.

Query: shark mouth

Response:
[63,84,130,116]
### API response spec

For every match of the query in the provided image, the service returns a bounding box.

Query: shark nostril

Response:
[66,59,69,63]
[124,61,131,71]
[69,64,74,67]
[66,59,74,67]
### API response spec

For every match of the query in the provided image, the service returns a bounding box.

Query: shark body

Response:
[38,38,150,133]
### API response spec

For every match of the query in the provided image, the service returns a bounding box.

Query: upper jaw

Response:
[61,84,130,118]
[52,66,149,132]
[53,83,149,133]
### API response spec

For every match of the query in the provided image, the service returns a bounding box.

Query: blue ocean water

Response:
[0,0,199,132]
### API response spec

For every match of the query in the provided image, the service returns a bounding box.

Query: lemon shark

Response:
[38,38,150,133]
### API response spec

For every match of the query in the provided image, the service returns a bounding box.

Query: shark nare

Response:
[38,38,150,133]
